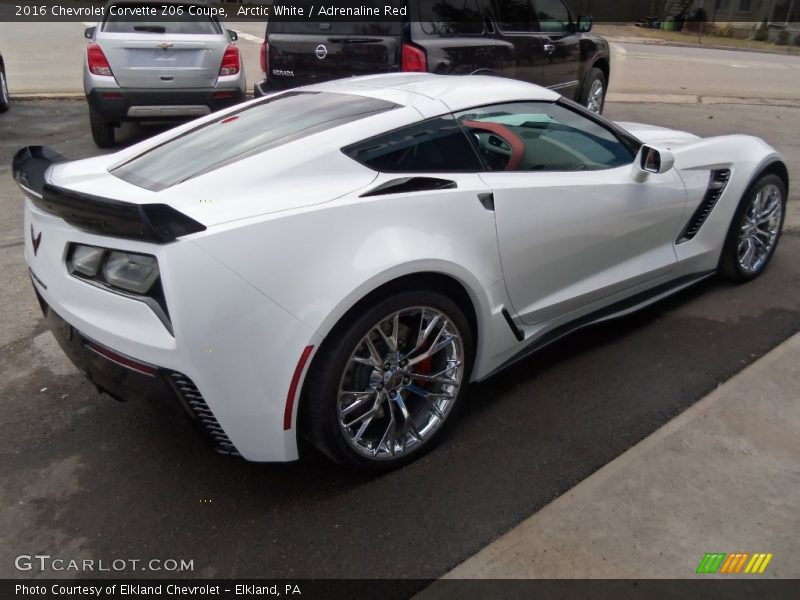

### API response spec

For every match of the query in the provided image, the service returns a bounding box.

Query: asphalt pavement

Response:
[1,97,799,587]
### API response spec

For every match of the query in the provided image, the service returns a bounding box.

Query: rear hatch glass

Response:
[110,91,399,191]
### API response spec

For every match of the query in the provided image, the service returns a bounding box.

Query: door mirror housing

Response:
[227,29,238,42]
[84,26,96,40]
[632,145,675,181]
[577,15,593,33]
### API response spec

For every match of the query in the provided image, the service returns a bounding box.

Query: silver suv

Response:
[83,0,246,147]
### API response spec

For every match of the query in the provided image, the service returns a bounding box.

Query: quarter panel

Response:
[193,173,505,352]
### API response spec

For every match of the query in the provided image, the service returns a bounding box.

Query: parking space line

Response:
[231,30,262,44]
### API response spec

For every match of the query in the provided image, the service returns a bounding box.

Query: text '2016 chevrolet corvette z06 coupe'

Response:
[13,74,789,471]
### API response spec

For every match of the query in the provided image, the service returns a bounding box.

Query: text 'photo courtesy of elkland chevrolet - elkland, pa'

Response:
[1,0,799,598]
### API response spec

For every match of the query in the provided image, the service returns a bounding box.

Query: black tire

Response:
[719,173,786,282]
[580,66,607,114]
[0,66,10,113]
[89,107,115,148]
[301,289,474,472]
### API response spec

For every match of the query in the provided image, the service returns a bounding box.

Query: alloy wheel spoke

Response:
[364,335,383,367]
[757,201,780,223]
[740,238,755,268]
[414,313,441,354]
[340,391,376,417]
[375,401,397,456]
[375,312,400,353]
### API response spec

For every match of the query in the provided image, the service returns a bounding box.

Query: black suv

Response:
[255,0,611,113]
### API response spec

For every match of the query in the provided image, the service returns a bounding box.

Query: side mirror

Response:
[632,145,675,181]
[84,26,96,40]
[227,29,238,42]
[577,15,593,33]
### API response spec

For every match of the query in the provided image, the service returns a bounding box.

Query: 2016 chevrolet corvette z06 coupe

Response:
[14,74,789,471]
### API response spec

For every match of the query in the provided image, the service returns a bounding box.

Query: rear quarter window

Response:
[343,116,484,173]
[111,92,399,191]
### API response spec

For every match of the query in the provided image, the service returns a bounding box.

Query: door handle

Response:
[544,43,556,54]
[478,192,495,212]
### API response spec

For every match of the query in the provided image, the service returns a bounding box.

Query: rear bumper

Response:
[39,292,239,456]
[87,87,246,122]
[24,197,320,463]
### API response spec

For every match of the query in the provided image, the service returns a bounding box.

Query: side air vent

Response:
[168,372,239,456]
[677,169,731,243]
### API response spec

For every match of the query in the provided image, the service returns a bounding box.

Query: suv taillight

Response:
[87,43,113,77]
[220,45,240,77]
[401,43,427,73]
[260,38,269,74]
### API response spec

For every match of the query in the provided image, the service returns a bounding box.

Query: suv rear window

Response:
[268,1,403,35]
[111,92,399,191]
[419,0,486,35]
[268,22,403,36]
[102,3,222,35]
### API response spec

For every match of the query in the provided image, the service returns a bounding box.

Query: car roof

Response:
[303,73,561,115]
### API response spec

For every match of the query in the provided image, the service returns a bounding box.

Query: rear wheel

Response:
[580,67,607,114]
[89,107,115,148]
[302,290,473,472]
[719,174,786,281]
[0,66,10,113]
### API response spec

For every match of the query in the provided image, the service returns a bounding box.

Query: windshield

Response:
[111,92,399,191]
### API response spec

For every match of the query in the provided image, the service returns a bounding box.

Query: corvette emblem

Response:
[30,225,42,256]
[315,44,328,60]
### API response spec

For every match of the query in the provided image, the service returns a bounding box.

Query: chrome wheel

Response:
[737,183,783,273]
[337,307,465,460]
[586,79,604,114]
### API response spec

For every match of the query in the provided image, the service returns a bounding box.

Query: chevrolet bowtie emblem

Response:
[157,42,174,49]
[31,225,42,256]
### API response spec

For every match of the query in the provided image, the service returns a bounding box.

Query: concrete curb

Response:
[416,331,800,588]
[605,35,800,56]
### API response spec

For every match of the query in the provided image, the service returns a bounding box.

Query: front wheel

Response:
[580,67,607,114]
[301,290,473,472]
[719,173,786,281]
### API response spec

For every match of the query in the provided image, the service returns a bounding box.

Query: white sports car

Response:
[14,74,788,471]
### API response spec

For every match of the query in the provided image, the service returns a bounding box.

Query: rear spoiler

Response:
[12,146,206,244]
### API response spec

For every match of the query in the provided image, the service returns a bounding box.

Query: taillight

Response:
[402,43,427,73]
[87,43,113,77]
[260,38,269,74]
[220,45,240,77]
